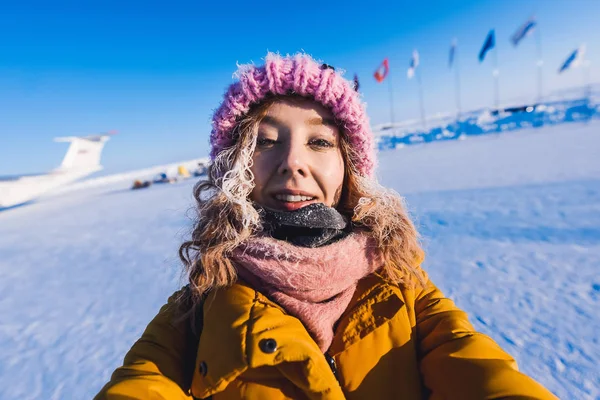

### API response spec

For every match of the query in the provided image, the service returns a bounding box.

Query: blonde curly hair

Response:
[179,95,425,305]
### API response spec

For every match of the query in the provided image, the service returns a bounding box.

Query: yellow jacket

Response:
[95,274,557,399]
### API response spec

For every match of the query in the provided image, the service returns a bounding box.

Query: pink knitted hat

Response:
[210,52,376,177]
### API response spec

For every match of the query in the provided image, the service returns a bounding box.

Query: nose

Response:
[277,140,308,178]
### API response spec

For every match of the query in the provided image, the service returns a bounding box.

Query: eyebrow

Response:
[306,117,337,127]
[261,115,338,129]
[260,116,282,128]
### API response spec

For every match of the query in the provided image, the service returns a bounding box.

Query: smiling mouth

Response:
[274,194,316,202]
[271,193,318,211]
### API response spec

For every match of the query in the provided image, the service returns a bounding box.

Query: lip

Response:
[269,189,318,211]
[271,189,317,197]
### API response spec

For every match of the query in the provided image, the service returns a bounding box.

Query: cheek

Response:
[249,153,274,201]
[321,152,345,198]
[250,153,267,179]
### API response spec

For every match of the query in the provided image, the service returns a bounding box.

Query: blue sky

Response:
[1,0,599,176]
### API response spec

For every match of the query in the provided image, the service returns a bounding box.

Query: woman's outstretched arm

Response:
[414,278,557,399]
[94,287,198,400]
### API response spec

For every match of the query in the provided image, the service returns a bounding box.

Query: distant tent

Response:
[178,165,191,178]
[131,180,151,190]
[193,161,208,177]
[153,172,176,184]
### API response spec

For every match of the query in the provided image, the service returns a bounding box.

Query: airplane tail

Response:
[53,131,115,172]
[0,131,116,208]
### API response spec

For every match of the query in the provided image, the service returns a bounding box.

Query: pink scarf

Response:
[232,233,383,352]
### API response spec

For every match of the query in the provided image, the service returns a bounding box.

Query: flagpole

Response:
[536,24,544,102]
[583,60,591,100]
[583,60,592,123]
[493,45,500,110]
[387,68,396,134]
[416,70,427,130]
[454,45,462,119]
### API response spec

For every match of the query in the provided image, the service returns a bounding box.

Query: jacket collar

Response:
[190,275,405,399]
[329,273,405,354]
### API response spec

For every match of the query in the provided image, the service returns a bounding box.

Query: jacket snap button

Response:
[198,361,208,376]
[259,338,278,354]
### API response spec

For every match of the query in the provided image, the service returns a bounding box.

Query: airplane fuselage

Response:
[0,167,102,208]
[0,134,111,210]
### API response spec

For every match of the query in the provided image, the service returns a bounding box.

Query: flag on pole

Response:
[407,50,419,79]
[479,30,496,62]
[353,74,360,92]
[449,38,457,68]
[373,58,389,82]
[558,44,586,73]
[511,16,536,46]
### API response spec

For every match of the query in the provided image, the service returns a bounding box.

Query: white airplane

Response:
[0,132,115,209]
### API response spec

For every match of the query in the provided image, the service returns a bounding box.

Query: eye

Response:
[256,137,279,148]
[309,138,334,148]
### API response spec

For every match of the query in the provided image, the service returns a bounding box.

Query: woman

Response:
[95,53,556,399]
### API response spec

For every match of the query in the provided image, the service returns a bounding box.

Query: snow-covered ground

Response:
[0,122,599,399]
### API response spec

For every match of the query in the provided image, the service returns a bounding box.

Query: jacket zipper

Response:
[324,352,339,382]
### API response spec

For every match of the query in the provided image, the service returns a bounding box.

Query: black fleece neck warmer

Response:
[256,203,351,248]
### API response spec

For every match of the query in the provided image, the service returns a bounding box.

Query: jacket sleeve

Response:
[414,278,557,400]
[94,288,198,400]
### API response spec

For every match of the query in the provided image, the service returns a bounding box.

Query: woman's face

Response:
[249,98,345,211]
